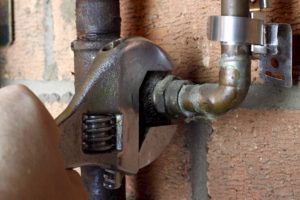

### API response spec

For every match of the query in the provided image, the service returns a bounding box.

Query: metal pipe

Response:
[81,166,126,200]
[72,0,125,199]
[159,0,251,119]
[178,45,251,118]
[221,0,249,17]
[73,0,121,90]
[179,0,251,118]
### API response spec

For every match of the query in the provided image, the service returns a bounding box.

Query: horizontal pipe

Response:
[179,0,250,118]
[178,45,251,118]
[157,0,251,119]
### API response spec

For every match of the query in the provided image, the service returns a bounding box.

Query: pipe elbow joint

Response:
[176,47,251,119]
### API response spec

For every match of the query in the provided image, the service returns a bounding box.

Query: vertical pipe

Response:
[171,0,251,118]
[76,0,120,40]
[73,0,121,90]
[220,0,251,113]
[221,0,249,17]
[81,166,126,200]
[73,0,124,199]
[221,0,250,58]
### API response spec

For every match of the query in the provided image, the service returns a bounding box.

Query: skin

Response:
[0,85,88,200]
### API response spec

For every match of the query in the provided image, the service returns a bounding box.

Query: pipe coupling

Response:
[152,75,191,118]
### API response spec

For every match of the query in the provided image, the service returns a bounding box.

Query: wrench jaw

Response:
[56,37,176,174]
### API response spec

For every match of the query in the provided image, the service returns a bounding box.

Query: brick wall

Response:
[0,0,299,199]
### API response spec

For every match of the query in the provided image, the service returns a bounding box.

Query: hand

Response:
[0,85,88,200]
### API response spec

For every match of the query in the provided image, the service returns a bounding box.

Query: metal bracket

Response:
[207,16,264,45]
[258,24,292,88]
[250,0,293,88]
[207,0,293,88]
[0,0,13,46]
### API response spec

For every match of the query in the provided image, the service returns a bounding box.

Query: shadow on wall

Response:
[126,122,192,200]
[127,119,212,200]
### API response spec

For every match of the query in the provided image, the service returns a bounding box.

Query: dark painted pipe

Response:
[81,166,125,200]
[73,0,121,90]
[76,0,121,40]
[73,0,124,199]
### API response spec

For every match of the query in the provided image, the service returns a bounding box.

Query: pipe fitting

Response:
[152,0,251,119]
[152,75,177,114]
[178,45,251,119]
[152,45,251,119]
[164,79,191,117]
[152,75,191,118]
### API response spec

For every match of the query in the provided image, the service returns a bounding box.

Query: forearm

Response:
[0,85,87,200]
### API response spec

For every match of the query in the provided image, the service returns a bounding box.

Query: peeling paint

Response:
[202,56,210,68]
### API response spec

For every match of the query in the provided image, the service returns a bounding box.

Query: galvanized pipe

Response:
[157,0,251,119]
[72,0,125,199]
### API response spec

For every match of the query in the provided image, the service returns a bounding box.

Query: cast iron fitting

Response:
[73,0,121,91]
[178,45,251,119]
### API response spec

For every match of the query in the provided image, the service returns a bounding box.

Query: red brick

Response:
[208,109,300,200]
[0,0,45,80]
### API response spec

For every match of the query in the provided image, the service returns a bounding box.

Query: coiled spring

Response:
[82,114,116,153]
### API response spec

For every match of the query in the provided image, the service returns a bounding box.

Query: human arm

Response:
[0,85,88,200]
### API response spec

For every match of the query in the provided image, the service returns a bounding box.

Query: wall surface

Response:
[0,0,299,200]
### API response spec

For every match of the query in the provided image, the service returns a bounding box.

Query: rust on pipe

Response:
[178,45,251,118]
[73,0,121,90]
[165,0,251,119]
[76,0,120,41]
[72,1,124,199]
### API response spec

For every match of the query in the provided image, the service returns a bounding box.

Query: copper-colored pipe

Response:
[178,0,250,118]
[161,0,251,119]
[178,45,251,118]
